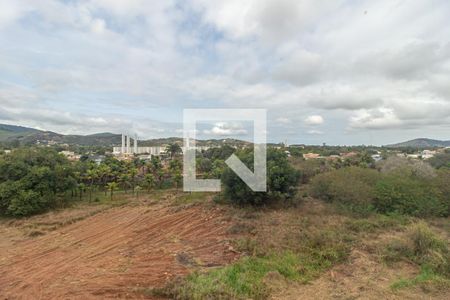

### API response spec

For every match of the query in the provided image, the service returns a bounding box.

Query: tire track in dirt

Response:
[0,204,238,299]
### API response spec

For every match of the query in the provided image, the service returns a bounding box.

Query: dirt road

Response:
[0,203,237,299]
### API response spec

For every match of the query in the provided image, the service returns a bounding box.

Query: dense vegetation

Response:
[0,146,183,217]
[0,148,77,216]
[221,149,300,205]
[1,144,449,299]
[309,157,450,217]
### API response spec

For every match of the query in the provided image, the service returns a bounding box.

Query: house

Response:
[59,151,81,161]
[303,153,321,160]
[371,154,383,162]
[421,150,436,159]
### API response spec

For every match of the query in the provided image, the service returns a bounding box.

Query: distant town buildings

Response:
[421,150,436,159]
[371,154,383,162]
[112,133,209,158]
[303,153,321,160]
[59,151,81,161]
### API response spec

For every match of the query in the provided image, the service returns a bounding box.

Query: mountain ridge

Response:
[386,138,450,148]
[0,124,251,147]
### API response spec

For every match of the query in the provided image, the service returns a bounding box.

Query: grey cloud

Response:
[355,41,449,80]
[272,50,324,86]
[1,0,450,145]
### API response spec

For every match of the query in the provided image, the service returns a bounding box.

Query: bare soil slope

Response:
[0,203,238,299]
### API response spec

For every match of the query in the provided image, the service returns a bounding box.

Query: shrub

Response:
[374,176,447,217]
[383,222,450,284]
[433,169,450,216]
[291,159,331,184]
[310,165,449,218]
[309,167,380,215]
[378,156,436,179]
[0,148,77,217]
[428,153,450,169]
[7,190,50,217]
[222,149,299,206]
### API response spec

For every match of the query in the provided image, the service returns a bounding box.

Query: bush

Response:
[374,176,447,217]
[0,148,77,217]
[433,170,450,216]
[378,156,436,179]
[222,149,300,206]
[310,165,449,217]
[291,159,331,184]
[309,167,380,215]
[428,153,450,169]
[383,222,450,282]
[7,190,51,217]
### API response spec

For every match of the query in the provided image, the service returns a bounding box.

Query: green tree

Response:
[143,174,156,193]
[134,185,142,200]
[119,173,131,193]
[86,168,98,203]
[0,148,77,216]
[166,143,182,159]
[106,182,118,201]
[173,170,183,190]
[222,149,300,205]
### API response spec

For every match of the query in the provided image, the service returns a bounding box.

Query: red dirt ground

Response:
[0,203,238,299]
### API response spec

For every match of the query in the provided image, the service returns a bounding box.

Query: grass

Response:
[344,213,411,234]
[153,223,353,299]
[153,249,346,300]
[383,222,450,291]
[391,266,450,291]
[173,192,212,205]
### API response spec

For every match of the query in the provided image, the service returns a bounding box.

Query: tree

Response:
[119,173,131,193]
[210,159,226,178]
[166,143,182,159]
[173,170,182,190]
[135,185,142,200]
[86,168,98,203]
[78,183,85,201]
[0,148,77,216]
[143,174,156,193]
[128,167,139,195]
[97,164,112,195]
[222,149,300,205]
[106,182,118,201]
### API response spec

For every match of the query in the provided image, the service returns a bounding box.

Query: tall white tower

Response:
[127,135,131,154]
[121,134,125,154]
[134,134,138,154]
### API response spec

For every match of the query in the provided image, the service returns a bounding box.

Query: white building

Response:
[113,134,209,156]
[421,150,436,159]
[113,145,166,156]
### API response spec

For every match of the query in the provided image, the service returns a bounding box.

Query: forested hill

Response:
[0,124,121,146]
[386,138,450,148]
[0,124,251,147]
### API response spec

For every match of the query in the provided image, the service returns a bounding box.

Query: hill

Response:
[386,138,450,148]
[0,124,251,147]
[0,124,40,141]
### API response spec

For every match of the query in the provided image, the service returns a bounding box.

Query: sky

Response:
[0,0,449,145]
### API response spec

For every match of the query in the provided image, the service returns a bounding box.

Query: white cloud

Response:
[349,108,402,130]
[304,115,324,126]
[307,129,323,135]
[203,122,248,136]
[275,117,291,124]
[0,0,450,144]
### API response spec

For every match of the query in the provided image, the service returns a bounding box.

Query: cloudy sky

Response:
[0,0,449,145]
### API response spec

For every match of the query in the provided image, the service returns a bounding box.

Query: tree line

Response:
[0,147,183,217]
